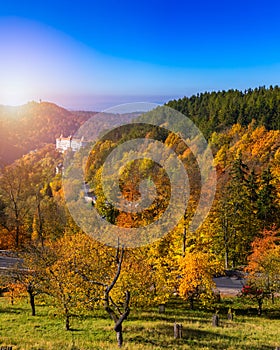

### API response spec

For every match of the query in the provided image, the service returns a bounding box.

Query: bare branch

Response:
[74,267,107,287]
[109,296,122,315]
[106,245,125,295]
[114,291,130,331]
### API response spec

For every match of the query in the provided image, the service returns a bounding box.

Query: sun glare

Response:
[1,81,34,106]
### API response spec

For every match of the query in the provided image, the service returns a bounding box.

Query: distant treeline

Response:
[1,86,280,165]
[167,86,280,137]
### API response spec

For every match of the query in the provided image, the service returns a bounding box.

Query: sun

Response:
[1,81,34,106]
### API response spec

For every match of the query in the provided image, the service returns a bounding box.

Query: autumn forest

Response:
[0,86,280,349]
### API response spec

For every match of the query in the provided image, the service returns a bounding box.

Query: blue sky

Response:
[1,0,280,110]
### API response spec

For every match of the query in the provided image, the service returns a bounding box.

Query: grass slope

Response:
[0,296,279,349]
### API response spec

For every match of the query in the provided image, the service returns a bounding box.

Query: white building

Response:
[56,135,87,153]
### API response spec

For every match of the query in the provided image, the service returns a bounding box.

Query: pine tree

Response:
[257,167,279,228]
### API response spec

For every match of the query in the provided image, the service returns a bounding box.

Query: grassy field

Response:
[0,295,280,349]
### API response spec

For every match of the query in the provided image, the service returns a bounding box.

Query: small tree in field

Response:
[50,232,131,346]
[5,269,42,316]
[2,282,25,305]
[240,284,269,316]
[102,245,130,348]
[2,250,46,316]
[245,227,280,305]
[178,251,223,309]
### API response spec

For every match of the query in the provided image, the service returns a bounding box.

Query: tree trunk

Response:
[102,246,129,348]
[36,195,44,248]
[104,291,130,348]
[29,291,36,316]
[65,314,70,331]
[15,224,20,248]
[189,296,194,310]
[27,283,36,316]
[116,325,123,348]
[182,213,187,256]
[257,299,263,316]
[225,249,229,270]
[10,288,14,305]
[31,294,35,316]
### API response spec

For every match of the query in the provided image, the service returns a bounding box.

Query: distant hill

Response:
[0,101,146,166]
[0,101,93,165]
[2,86,280,165]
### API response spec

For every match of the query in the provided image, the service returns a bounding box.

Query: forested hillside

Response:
[83,119,280,267]
[2,86,280,166]
[167,86,280,138]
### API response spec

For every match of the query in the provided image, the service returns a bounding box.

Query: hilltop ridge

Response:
[0,101,93,165]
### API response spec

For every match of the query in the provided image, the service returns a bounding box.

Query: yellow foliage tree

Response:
[178,251,223,309]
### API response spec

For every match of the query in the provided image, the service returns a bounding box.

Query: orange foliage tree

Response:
[245,227,280,301]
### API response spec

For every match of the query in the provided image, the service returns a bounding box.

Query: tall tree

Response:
[0,160,33,247]
[214,155,259,267]
[257,167,279,228]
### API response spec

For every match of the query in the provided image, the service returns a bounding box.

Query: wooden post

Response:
[227,312,234,321]
[212,314,219,327]
[179,324,183,338]
[174,322,179,338]
[159,304,165,313]
[174,322,183,338]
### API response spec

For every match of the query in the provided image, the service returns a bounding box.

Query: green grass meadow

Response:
[0,295,280,349]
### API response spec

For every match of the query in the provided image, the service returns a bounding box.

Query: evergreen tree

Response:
[257,167,279,228]
[216,155,259,267]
